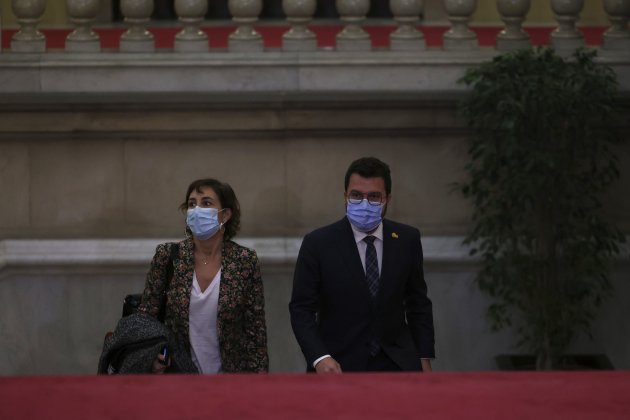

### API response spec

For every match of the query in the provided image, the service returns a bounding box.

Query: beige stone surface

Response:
[1,96,628,238]
[0,110,285,133]
[285,135,473,236]
[0,269,148,375]
[385,135,471,235]
[286,137,352,233]
[0,140,30,230]
[124,136,288,237]
[29,139,126,235]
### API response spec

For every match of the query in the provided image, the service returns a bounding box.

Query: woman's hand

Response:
[151,352,170,374]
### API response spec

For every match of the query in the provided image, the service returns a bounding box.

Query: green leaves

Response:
[457,48,625,367]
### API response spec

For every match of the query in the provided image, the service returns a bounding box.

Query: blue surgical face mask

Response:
[186,207,224,240]
[346,199,383,232]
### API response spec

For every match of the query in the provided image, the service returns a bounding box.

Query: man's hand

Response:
[315,357,342,374]
[421,359,432,372]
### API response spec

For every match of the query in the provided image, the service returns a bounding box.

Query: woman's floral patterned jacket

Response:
[139,236,269,373]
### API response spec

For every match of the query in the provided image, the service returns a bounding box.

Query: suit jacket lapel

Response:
[335,218,372,298]
[379,220,401,304]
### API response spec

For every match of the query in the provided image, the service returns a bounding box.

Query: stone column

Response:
[120,0,155,52]
[496,0,531,51]
[336,0,371,51]
[602,0,630,51]
[228,0,264,52]
[65,0,102,53]
[443,0,477,51]
[282,0,317,51]
[11,0,47,53]
[174,0,209,52]
[550,0,585,52]
[390,0,425,51]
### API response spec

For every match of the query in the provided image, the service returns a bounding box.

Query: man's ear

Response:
[382,195,391,218]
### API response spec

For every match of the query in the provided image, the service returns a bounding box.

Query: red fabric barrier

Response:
[1,372,629,419]
[1,26,607,50]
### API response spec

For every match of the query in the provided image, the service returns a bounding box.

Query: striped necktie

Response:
[364,235,379,298]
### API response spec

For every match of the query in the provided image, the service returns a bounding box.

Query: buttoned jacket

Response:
[290,217,435,371]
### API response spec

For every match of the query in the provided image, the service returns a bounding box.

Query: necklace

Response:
[195,244,219,266]
[197,251,213,265]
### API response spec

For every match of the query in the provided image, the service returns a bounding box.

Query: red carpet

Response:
[1,26,607,50]
[0,372,629,419]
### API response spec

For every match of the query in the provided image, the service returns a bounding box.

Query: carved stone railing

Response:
[2,0,629,55]
[2,0,629,97]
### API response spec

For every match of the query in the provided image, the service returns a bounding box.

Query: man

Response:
[290,157,435,373]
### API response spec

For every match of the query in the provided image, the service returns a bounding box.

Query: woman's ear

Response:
[221,208,232,224]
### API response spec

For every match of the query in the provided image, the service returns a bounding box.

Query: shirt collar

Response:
[350,220,384,244]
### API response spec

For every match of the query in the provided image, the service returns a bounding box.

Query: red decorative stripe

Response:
[1,26,608,50]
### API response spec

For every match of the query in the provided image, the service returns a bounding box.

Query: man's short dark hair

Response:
[344,157,392,195]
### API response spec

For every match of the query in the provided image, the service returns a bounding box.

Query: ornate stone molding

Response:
[0,236,477,273]
[3,237,626,275]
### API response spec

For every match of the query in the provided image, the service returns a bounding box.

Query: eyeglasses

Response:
[347,191,385,206]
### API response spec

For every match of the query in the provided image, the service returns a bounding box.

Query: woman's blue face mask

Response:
[186,207,224,240]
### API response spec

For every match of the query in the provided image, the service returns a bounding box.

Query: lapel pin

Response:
[392,232,398,239]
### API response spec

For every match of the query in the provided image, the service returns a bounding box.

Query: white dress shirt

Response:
[350,221,384,277]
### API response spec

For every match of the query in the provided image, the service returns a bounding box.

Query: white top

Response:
[189,268,222,374]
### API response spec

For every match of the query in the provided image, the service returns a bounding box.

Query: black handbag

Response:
[122,243,179,322]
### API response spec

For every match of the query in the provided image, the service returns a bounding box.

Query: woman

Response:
[139,178,269,374]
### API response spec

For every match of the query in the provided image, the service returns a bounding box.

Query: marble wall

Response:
[2,95,629,240]
[1,239,628,374]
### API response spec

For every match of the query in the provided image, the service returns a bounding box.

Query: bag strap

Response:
[158,242,179,322]
[165,242,178,287]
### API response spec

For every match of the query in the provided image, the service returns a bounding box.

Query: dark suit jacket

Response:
[289,218,435,371]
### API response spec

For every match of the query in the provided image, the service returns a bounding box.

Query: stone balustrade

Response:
[2,0,629,54]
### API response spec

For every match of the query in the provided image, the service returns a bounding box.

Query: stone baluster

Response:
[602,0,630,51]
[550,0,585,52]
[443,0,477,51]
[390,0,425,51]
[336,0,371,51]
[11,0,47,53]
[174,0,209,52]
[228,0,264,52]
[120,0,155,52]
[496,0,531,51]
[65,0,101,53]
[282,0,317,51]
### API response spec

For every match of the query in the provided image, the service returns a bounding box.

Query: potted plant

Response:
[457,48,626,370]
